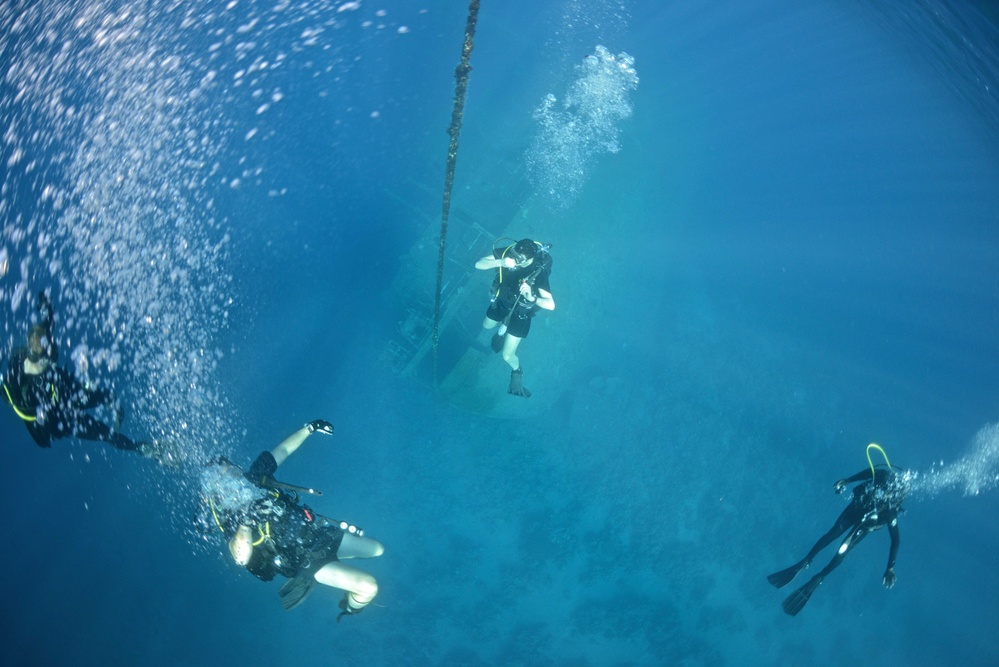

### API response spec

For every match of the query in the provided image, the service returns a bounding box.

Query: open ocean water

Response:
[2,1,998,665]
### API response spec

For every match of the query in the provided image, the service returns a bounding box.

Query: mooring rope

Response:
[432,0,481,387]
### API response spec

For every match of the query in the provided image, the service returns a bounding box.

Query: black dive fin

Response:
[767,560,807,589]
[782,576,823,616]
[278,576,316,611]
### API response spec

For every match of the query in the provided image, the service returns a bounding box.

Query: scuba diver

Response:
[2,290,172,464]
[199,420,384,620]
[474,238,555,398]
[767,444,908,616]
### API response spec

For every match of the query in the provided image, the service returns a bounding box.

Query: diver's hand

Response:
[519,282,536,302]
[833,480,847,495]
[882,567,896,589]
[502,257,516,269]
[229,525,253,566]
[306,419,334,436]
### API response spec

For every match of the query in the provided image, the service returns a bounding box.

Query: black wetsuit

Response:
[214,451,343,582]
[485,248,552,339]
[2,347,137,451]
[803,468,903,576]
[769,466,905,615]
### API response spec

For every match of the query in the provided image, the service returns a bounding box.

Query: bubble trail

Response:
[907,423,999,498]
[526,45,639,209]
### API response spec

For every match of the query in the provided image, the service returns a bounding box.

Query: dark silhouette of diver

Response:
[2,291,173,464]
[768,450,908,616]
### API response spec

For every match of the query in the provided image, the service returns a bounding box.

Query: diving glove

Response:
[306,419,334,435]
[508,368,531,398]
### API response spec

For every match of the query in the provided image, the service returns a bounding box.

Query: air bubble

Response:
[526,45,639,209]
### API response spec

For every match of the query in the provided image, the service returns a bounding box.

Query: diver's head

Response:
[511,239,538,266]
[200,456,264,511]
[27,325,56,364]
[206,455,240,477]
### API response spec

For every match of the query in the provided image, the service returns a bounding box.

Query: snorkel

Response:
[867,443,892,478]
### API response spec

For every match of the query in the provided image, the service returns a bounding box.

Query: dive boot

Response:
[336,595,365,622]
[508,368,531,398]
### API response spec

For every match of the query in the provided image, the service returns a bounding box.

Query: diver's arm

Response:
[476,255,514,270]
[270,419,335,467]
[883,519,900,588]
[834,469,873,493]
[270,425,310,467]
[532,286,555,311]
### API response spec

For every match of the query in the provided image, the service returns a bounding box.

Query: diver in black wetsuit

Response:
[2,291,170,463]
[768,460,907,616]
[200,420,384,620]
[474,238,555,398]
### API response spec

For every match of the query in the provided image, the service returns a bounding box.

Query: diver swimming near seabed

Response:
[768,444,909,616]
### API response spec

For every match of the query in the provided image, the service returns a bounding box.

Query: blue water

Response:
[2,0,998,665]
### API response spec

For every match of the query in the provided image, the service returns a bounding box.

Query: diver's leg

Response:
[25,422,54,447]
[336,533,385,560]
[781,525,870,615]
[501,334,523,371]
[816,525,870,578]
[71,413,139,451]
[769,504,860,588]
[314,561,379,613]
[482,299,505,330]
[804,504,860,562]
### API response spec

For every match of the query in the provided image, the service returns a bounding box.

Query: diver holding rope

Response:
[474,238,555,398]
[767,444,909,616]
